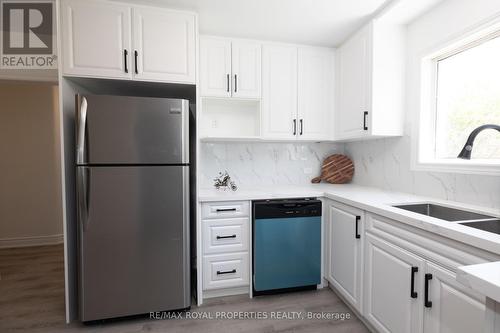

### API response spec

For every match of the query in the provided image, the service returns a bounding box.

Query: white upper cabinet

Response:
[335,19,404,141]
[200,37,261,99]
[200,38,232,97]
[61,0,132,79]
[261,44,298,139]
[298,47,334,140]
[132,7,195,83]
[61,0,196,84]
[200,37,335,141]
[231,41,262,98]
[337,25,370,139]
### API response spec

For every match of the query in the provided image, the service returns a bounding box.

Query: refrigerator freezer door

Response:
[77,165,190,321]
[76,95,189,165]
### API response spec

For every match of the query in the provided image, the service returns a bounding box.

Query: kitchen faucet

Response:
[457,124,500,159]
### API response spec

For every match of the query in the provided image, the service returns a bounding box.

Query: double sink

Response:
[393,203,500,235]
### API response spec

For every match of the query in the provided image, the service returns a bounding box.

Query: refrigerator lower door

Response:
[77,166,190,321]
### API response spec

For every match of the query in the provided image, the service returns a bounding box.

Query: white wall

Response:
[0,81,63,247]
[345,0,500,210]
[200,142,344,188]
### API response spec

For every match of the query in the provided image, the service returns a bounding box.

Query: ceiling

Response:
[131,0,389,47]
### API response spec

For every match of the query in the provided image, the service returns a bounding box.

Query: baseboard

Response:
[0,234,64,249]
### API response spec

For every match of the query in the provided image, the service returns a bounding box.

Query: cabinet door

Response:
[336,25,371,139]
[200,38,232,97]
[424,262,485,333]
[132,7,195,83]
[261,44,298,139]
[297,47,334,140]
[328,202,364,312]
[364,233,424,333]
[61,0,131,79]
[231,41,261,98]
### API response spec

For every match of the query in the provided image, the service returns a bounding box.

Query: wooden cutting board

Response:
[311,154,354,184]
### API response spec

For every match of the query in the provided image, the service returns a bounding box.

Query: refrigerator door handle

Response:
[76,96,88,164]
[78,167,90,231]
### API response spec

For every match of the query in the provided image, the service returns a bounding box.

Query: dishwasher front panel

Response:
[253,199,321,293]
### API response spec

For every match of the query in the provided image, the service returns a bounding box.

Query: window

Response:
[434,33,500,160]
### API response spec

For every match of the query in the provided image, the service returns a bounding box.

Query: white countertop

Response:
[457,262,500,303]
[199,183,500,255]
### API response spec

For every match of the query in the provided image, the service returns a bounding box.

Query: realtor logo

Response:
[1,1,56,69]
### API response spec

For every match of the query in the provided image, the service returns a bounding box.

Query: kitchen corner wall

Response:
[199,142,344,188]
[345,0,500,211]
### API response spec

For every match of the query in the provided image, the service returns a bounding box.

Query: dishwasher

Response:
[253,198,321,295]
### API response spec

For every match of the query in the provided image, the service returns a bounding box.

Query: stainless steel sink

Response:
[392,203,495,221]
[461,219,500,235]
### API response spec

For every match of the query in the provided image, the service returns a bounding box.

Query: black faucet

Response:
[457,124,500,159]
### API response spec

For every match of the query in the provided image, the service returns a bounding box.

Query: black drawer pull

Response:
[424,273,433,307]
[216,208,237,212]
[355,216,361,239]
[410,266,418,298]
[134,50,138,74]
[216,234,237,239]
[123,49,128,73]
[217,269,236,275]
[363,111,368,131]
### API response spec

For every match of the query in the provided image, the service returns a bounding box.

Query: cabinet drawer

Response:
[201,201,250,219]
[203,218,249,254]
[203,253,249,290]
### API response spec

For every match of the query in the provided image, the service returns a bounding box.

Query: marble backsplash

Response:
[199,139,500,211]
[344,136,500,211]
[199,142,344,188]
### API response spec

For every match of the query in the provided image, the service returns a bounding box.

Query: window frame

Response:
[412,20,500,176]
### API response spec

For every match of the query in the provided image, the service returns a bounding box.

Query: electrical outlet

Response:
[303,167,313,174]
[211,120,218,128]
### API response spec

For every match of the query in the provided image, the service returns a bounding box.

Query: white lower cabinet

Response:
[326,201,489,333]
[327,201,364,312]
[201,201,250,296]
[424,262,485,333]
[202,252,249,290]
[364,232,424,333]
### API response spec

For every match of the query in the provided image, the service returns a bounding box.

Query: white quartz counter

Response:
[199,184,500,255]
[457,262,500,304]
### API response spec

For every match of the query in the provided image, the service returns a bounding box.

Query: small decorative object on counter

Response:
[311,154,354,184]
[213,171,238,191]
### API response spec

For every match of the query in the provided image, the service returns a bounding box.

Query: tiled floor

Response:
[0,244,369,333]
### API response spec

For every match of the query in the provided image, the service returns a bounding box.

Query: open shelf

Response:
[200,97,261,139]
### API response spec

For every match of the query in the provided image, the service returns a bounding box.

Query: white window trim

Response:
[412,16,500,176]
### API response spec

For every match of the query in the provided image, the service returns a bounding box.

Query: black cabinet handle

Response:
[410,267,418,298]
[226,74,230,92]
[123,49,128,73]
[216,208,237,212]
[293,119,297,135]
[234,74,238,92]
[299,119,303,135]
[217,269,236,275]
[424,273,433,307]
[363,111,368,131]
[216,234,237,239]
[134,50,138,74]
[355,216,361,239]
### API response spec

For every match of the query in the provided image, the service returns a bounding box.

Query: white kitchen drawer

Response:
[203,218,249,254]
[203,252,249,290]
[201,201,250,219]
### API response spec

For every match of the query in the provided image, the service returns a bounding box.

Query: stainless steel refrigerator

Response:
[75,94,190,322]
